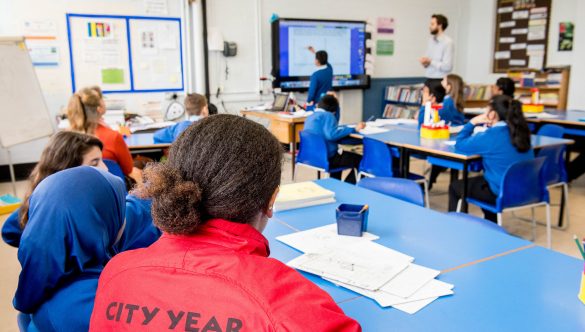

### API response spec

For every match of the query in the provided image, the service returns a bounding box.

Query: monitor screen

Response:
[271,18,370,91]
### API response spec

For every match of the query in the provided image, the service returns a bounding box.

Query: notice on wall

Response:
[23,20,58,36]
[377,17,395,34]
[25,37,59,66]
[376,40,394,56]
[144,0,168,15]
[558,22,574,51]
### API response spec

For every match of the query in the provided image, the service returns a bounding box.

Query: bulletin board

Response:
[66,13,184,93]
[492,0,552,73]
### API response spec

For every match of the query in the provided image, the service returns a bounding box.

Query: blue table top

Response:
[362,127,573,160]
[273,179,531,272]
[339,246,585,331]
[526,109,585,126]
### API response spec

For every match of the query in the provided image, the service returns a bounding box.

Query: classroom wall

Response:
[459,0,585,110]
[205,0,466,124]
[0,0,188,164]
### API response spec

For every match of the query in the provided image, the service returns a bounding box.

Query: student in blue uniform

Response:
[154,93,209,143]
[14,166,126,331]
[448,95,533,222]
[492,77,516,98]
[2,131,160,250]
[417,79,446,127]
[303,94,364,184]
[440,74,466,126]
[306,47,333,110]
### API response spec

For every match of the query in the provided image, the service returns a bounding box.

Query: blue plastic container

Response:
[336,204,369,237]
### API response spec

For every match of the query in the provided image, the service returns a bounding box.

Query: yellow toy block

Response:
[420,125,450,139]
[522,103,544,113]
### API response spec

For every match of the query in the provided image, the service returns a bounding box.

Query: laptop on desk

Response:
[267,92,291,112]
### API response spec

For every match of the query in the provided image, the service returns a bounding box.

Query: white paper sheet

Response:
[359,126,390,135]
[393,297,437,314]
[373,118,418,126]
[276,224,379,253]
[288,241,413,291]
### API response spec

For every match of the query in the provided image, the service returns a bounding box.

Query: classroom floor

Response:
[0,157,584,330]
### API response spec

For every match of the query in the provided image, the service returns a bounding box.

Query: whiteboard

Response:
[0,38,54,148]
[129,18,184,91]
[67,15,132,92]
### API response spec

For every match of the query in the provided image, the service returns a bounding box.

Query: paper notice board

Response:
[492,0,551,73]
[66,14,184,93]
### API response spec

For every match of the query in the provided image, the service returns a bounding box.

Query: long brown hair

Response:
[445,74,465,113]
[18,131,104,228]
[67,87,102,134]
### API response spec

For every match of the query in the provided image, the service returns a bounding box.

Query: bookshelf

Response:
[464,84,492,108]
[508,66,570,110]
[382,84,422,119]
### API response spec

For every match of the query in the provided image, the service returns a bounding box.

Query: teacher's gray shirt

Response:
[425,34,454,78]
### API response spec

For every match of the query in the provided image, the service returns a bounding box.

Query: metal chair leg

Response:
[545,204,552,249]
[497,213,503,227]
[562,183,570,229]
[456,199,462,213]
[423,180,430,208]
[530,207,536,242]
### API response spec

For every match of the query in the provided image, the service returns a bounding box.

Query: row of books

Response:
[385,84,423,104]
[464,85,493,101]
[383,104,420,120]
[508,71,563,88]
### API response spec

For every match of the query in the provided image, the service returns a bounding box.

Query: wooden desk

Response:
[240,110,307,179]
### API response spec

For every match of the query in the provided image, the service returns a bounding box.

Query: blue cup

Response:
[336,204,369,237]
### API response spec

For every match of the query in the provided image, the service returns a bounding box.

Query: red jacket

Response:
[90,219,361,332]
[95,123,134,175]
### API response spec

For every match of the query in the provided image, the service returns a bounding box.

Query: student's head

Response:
[67,87,103,134]
[430,14,448,34]
[15,167,126,313]
[442,74,465,112]
[317,94,339,113]
[208,102,219,115]
[423,79,446,104]
[89,85,106,115]
[315,50,328,66]
[18,131,106,228]
[493,77,516,97]
[184,93,209,117]
[133,114,283,234]
[487,95,531,152]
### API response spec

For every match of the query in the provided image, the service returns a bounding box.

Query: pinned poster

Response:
[376,40,394,56]
[101,68,125,84]
[377,17,395,34]
[558,22,574,51]
[144,0,168,15]
[86,21,113,39]
[25,37,59,66]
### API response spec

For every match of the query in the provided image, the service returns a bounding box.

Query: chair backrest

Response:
[537,144,567,184]
[496,157,549,210]
[359,137,394,177]
[358,177,424,207]
[297,131,330,171]
[103,159,126,183]
[537,124,564,138]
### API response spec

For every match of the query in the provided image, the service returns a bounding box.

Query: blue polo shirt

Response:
[307,63,333,106]
[303,108,355,158]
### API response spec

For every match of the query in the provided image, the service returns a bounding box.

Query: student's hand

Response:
[419,57,431,67]
[355,122,366,131]
[307,46,315,53]
[470,113,491,126]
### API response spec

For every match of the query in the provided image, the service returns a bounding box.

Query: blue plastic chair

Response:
[358,137,429,207]
[458,157,552,248]
[295,131,354,180]
[103,159,125,183]
[537,124,564,138]
[358,177,425,207]
[447,212,507,234]
[17,313,31,332]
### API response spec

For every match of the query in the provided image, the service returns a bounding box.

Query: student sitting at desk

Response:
[89,115,361,331]
[441,74,466,126]
[448,95,533,222]
[67,87,136,178]
[14,166,127,332]
[1,131,161,251]
[492,77,516,98]
[304,94,365,184]
[417,79,446,127]
[154,93,209,143]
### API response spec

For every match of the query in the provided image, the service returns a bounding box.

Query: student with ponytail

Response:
[448,95,533,222]
[90,114,360,331]
[67,87,135,176]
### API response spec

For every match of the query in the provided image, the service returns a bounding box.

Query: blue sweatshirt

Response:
[307,63,333,106]
[417,96,465,127]
[303,108,355,158]
[455,122,534,194]
[153,115,203,143]
[2,195,160,250]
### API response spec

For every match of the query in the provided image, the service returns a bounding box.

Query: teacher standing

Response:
[306,46,333,110]
[419,14,454,81]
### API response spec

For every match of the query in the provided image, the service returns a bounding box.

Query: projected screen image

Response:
[272,18,369,91]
